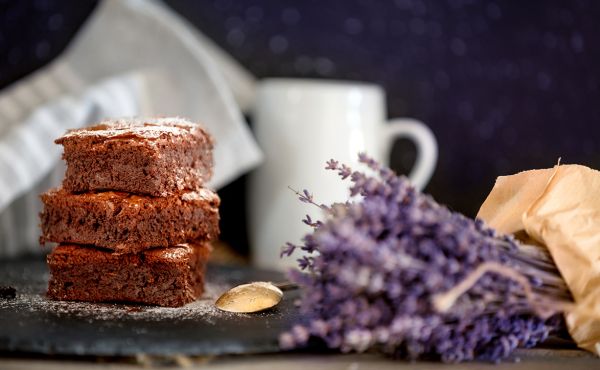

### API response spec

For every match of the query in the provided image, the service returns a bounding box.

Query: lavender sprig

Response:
[280,154,571,363]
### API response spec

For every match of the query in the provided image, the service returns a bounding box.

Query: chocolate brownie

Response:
[56,117,214,196]
[47,242,212,307]
[40,187,220,254]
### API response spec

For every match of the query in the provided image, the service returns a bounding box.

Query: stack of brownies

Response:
[40,118,220,307]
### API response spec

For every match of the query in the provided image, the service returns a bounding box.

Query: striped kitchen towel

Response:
[0,70,148,258]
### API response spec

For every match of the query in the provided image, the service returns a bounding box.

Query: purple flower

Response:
[280,242,297,258]
[299,189,314,203]
[280,154,571,363]
[325,159,339,170]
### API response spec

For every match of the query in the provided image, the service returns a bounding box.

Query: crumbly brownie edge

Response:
[40,188,220,253]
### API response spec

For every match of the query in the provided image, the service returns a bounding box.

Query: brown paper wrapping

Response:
[478,164,600,355]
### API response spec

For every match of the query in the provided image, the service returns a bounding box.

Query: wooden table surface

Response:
[1,349,597,370]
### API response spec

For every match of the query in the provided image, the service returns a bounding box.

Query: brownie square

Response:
[56,117,214,196]
[47,242,212,307]
[40,187,220,254]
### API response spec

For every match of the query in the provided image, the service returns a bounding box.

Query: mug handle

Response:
[381,118,438,190]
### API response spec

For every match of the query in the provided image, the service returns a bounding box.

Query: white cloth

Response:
[0,0,261,257]
[0,73,146,256]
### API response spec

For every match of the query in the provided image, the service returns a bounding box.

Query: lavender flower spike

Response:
[280,154,571,363]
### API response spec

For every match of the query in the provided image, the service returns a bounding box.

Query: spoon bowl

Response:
[215,281,284,313]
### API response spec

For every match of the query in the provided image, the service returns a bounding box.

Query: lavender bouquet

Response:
[280,154,572,362]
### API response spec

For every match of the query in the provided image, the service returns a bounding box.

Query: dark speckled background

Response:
[1,0,599,254]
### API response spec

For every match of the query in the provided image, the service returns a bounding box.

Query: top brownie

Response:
[56,117,214,196]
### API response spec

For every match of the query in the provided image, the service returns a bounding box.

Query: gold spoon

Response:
[214,281,297,313]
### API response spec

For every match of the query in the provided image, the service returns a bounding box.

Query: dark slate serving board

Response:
[0,258,301,356]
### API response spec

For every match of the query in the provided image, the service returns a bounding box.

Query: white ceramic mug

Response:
[249,79,437,270]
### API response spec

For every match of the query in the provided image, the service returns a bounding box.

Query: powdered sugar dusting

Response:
[58,117,203,141]
[0,279,240,323]
[181,188,219,203]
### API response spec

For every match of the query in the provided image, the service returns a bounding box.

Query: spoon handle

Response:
[274,282,299,291]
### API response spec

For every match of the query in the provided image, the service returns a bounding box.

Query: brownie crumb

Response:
[0,285,16,299]
[126,306,145,313]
